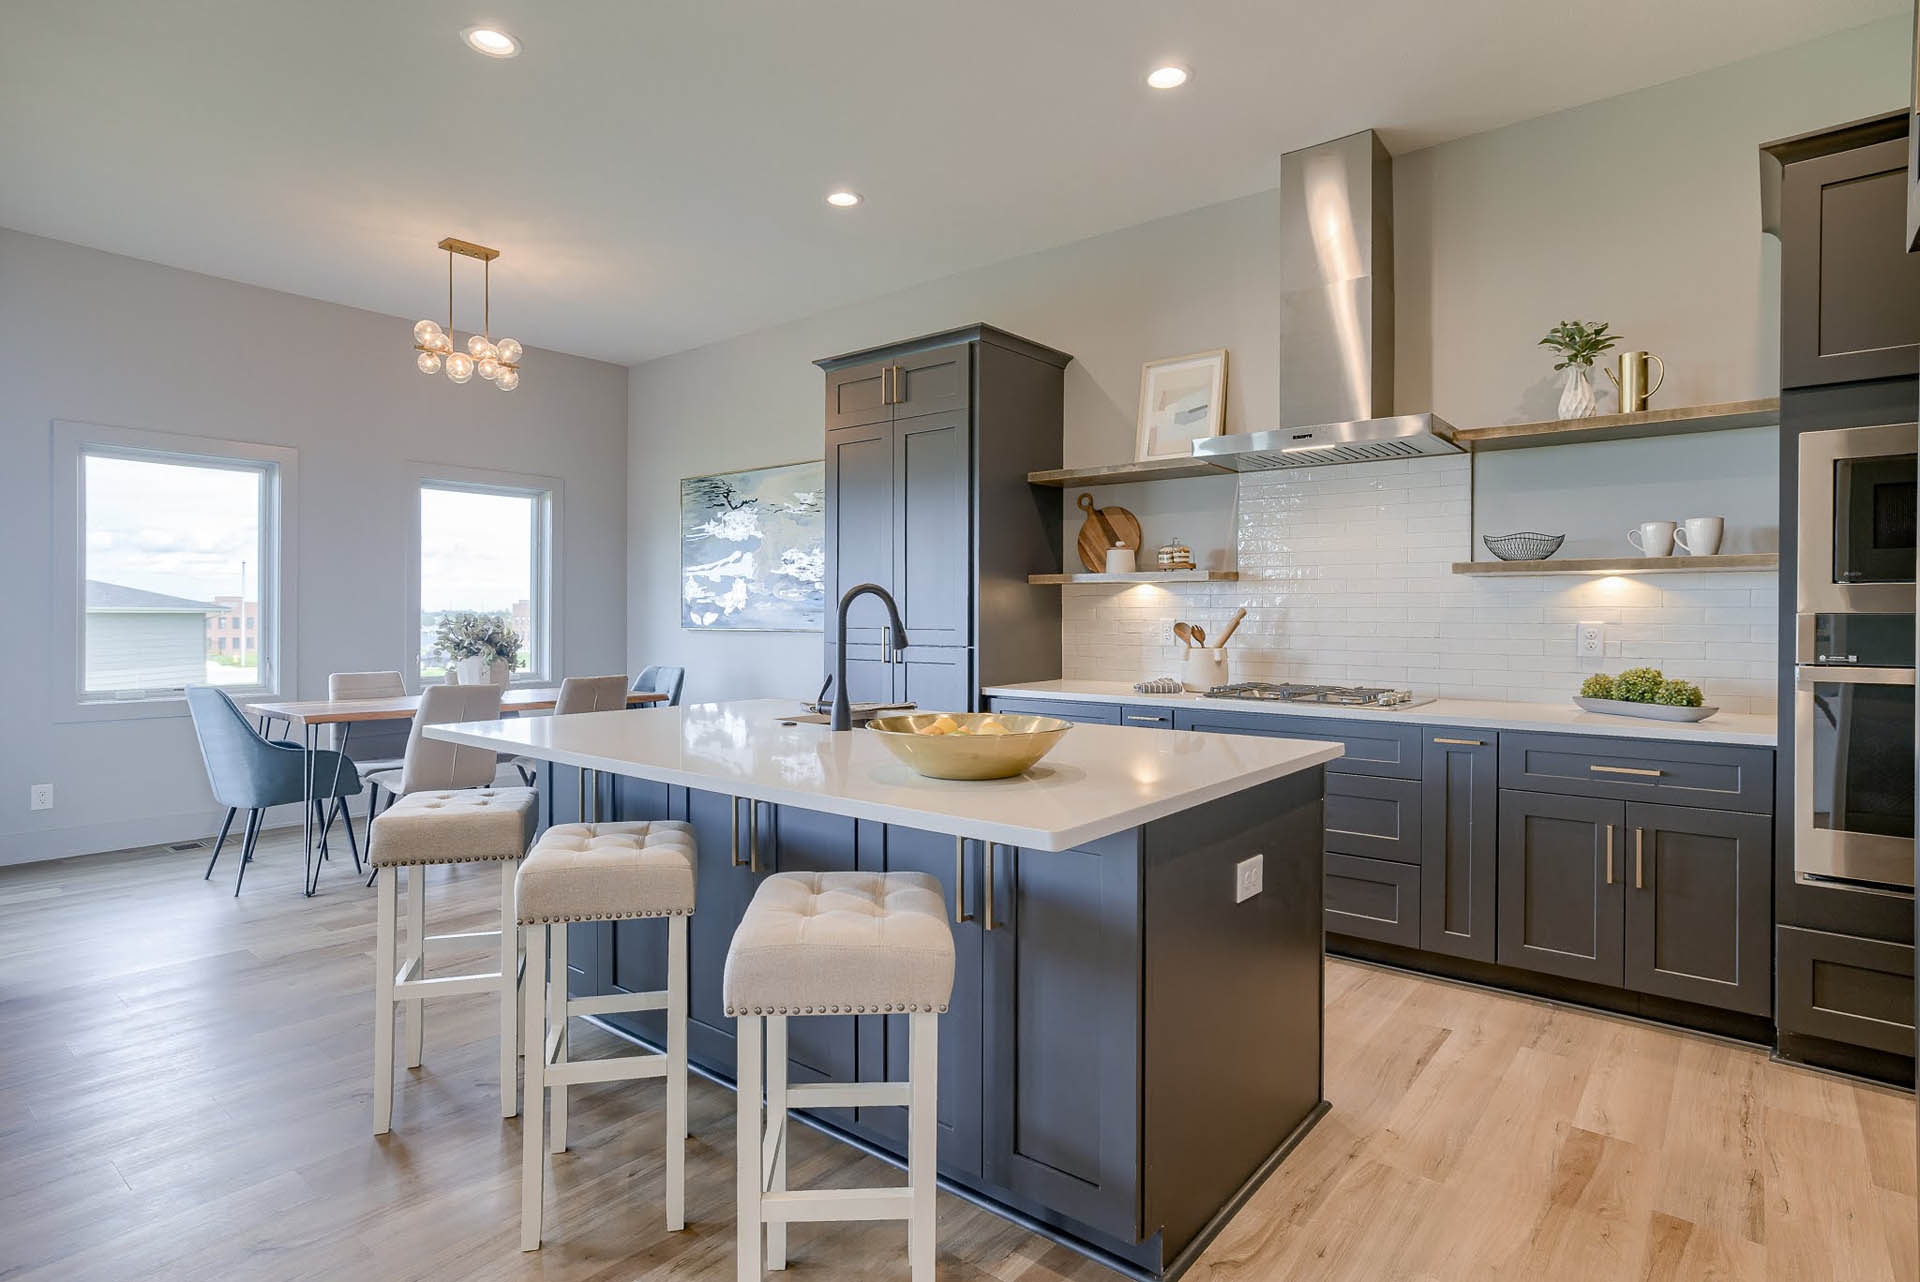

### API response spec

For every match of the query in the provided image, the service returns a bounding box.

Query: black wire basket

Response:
[1482,532,1566,561]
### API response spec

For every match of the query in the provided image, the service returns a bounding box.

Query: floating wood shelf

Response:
[1027,457,1234,487]
[1453,398,1781,451]
[1028,570,1239,585]
[1451,553,1778,577]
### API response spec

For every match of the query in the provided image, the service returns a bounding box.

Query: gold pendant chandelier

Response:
[412,237,522,390]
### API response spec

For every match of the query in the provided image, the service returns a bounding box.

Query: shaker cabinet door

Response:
[889,341,971,421]
[1421,732,1499,963]
[1622,803,1772,1016]
[825,358,894,429]
[825,421,897,646]
[1497,790,1625,988]
[893,410,973,647]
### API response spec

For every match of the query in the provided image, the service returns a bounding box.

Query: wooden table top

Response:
[246,687,667,726]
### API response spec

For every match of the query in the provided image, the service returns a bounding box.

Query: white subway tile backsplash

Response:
[1060,456,1778,714]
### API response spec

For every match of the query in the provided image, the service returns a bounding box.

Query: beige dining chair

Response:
[332,671,411,830]
[511,675,629,787]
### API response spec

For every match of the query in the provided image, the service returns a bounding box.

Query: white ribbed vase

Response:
[1558,365,1598,418]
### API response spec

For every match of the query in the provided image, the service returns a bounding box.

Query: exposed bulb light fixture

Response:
[410,238,521,391]
[826,190,862,208]
[462,26,521,57]
[1146,64,1190,89]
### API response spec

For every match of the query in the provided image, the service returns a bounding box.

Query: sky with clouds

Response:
[85,457,534,614]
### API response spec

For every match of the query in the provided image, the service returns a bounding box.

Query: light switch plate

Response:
[1235,854,1263,903]
[1577,621,1605,657]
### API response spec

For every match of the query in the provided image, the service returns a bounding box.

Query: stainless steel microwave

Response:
[1797,421,1919,614]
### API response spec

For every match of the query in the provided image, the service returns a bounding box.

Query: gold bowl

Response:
[865,712,1072,781]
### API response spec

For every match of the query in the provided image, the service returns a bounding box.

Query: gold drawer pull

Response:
[1433,737,1483,746]
[1590,764,1662,777]
[1604,823,1614,884]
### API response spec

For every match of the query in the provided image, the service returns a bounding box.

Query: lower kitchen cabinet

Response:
[1498,791,1772,1016]
[1325,852,1420,947]
[1421,731,1498,963]
[1497,791,1625,986]
[1776,926,1917,1057]
[985,695,1123,725]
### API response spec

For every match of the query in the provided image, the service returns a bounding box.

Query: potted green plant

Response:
[435,610,522,685]
[1538,320,1617,419]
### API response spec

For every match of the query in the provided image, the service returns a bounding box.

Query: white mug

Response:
[1627,520,1676,557]
[1105,545,1137,574]
[1673,516,1724,556]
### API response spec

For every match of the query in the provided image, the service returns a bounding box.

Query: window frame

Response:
[51,420,298,722]
[405,463,561,688]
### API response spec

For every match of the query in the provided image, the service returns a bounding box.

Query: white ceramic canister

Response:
[1181,647,1229,693]
[1105,545,1137,574]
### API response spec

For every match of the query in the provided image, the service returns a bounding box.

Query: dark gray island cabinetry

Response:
[444,702,1338,1281]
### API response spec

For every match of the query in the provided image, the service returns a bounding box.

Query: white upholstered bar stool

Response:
[725,871,955,1282]
[369,785,538,1133]
[519,819,696,1249]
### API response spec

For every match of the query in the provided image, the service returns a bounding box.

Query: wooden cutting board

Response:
[1076,492,1143,572]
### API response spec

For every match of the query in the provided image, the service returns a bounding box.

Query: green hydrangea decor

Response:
[1611,667,1665,703]
[1653,678,1705,707]
[1579,673,1615,699]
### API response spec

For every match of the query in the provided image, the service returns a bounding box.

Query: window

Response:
[53,422,295,719]
[415,477,553,682]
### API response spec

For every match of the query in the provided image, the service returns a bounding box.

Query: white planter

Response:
[451,655,507,685]
[1557,365,1598,418]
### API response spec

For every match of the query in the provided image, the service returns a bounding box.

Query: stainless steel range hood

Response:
[1193,130,1459,471]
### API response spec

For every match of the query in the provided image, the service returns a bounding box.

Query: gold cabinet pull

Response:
[891,364,904,404]
[731,797,749,868]
[954,837,973,924]
[749,802,761,874]
[984,843,997,932]
[1590,764,1662,777]
[1634,828,1645,890]
[881,624,892,664]
[1604,823,1614,885]
[1433,737,1484,746]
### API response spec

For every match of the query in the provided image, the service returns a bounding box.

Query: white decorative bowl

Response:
[1572,696,1718,723]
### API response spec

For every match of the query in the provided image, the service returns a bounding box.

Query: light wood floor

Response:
[1,829,1913,1281]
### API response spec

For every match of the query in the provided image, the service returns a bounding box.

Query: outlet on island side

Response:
[1576,621,1605,658]
[30,783,53,811]
[1235,854,1264,903]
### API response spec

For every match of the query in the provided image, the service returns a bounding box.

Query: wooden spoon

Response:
[1215,607,1248,647]
[1172,621,1194,648]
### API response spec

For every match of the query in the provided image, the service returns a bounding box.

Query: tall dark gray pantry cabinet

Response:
[816,324,1069,712]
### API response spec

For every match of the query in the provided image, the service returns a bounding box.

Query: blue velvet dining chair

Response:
[186,686,363,896]
[633,665,685,707]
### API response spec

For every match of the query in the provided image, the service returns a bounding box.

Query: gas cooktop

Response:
[1205,681,1431,709]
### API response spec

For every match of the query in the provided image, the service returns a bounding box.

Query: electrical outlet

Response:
[29,783,53,811]
[1235,854,1264,903]
[1577,621,1605,657]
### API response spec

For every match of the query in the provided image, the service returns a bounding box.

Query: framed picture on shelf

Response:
[1135,349,1227,461]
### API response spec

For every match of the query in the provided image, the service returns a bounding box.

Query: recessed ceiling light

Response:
[1146,64,1190,90]
[826,190,862,208]
[462,27,521,58]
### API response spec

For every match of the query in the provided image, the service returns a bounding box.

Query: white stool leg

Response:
[766,1015,788,1270]
[549,923,569,1151]
[736,1014,764,1282]
[908,1012,937,1282]
[520,923,548,1251]
[372,866,396,1134]
[666,914,688,1231]
[404,864,426,1069]
[500,859,519,1118]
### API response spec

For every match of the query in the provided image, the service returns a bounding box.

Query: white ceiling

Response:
[1,0,1900,366]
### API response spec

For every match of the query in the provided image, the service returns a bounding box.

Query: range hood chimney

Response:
[1194,129,1458,470]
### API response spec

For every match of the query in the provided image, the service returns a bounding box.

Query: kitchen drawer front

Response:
[1325,853,1420,948]
[1776,926,1915,1058]
[1324,773,1423,865]
[1498,732,1772,813]
[1171,709,1424,778]
[984,696,1122,726]
[1119,704,1175,729]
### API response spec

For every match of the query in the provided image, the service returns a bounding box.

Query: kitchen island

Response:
[426,699,1340,1280]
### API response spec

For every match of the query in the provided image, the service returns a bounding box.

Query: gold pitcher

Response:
[1604,351,1665,413]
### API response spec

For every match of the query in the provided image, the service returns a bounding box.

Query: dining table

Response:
[245,686,669,894]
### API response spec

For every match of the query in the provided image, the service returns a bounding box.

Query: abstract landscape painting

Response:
[680,460,826,630]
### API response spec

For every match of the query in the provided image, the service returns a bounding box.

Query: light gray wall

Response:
[0,229,629,865]
[627,18,1906,702]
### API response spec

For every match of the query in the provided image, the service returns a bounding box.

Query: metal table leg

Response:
[303,720,318,896]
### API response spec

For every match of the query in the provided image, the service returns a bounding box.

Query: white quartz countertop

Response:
[983,681,1779,747]
[425,698,1342,851]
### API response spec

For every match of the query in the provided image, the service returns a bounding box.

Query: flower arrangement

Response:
[434,610,522,668]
